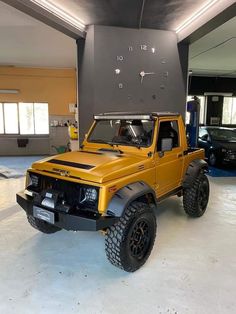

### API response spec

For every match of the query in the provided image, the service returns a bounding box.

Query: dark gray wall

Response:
[78,25,188,140]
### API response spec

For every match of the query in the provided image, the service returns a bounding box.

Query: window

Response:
[88,119,154,147]
[19,103,34,134]
[0,103,4,134]
[4,103,18,134]
[0,102,49,135]
[186,96,206,125]
[199,128,208,138]
[199,128,209,141]
[222,97,236,124]
[157,120,179,151]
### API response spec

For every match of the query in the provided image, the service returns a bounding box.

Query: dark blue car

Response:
[198,126,236,167]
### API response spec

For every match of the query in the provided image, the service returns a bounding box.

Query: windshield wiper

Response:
[90,139,123,153]
[112,141,141,149]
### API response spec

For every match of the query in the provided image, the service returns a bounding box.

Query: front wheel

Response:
[105,202,157,272]
[183,173,209,217]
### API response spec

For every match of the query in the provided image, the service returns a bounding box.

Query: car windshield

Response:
[208,129,236,141]
[88,119,154,147]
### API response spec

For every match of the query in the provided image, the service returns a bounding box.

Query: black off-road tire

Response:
[105,202,157,272]
[183,173,209,217]
[27,215,61,234]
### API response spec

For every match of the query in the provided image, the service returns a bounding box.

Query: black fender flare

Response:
[106,181,157,217]
[183,159,208,189]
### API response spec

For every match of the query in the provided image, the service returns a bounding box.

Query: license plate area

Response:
[33,206,55,224]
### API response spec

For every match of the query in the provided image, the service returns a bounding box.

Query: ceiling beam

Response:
[1,0,86,39]
[179,2,236,44]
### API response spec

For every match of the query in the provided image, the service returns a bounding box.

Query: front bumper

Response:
[16,191,119,231]
[223,152,236,163]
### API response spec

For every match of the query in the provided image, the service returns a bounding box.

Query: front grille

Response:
[28,172,99,212]
[226,151,236,160]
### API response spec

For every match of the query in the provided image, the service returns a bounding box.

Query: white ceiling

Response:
[0,0,235,77]
[0,1,76,68]
[189,17,236,77]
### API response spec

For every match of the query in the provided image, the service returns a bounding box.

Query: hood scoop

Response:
[48,159,95,170]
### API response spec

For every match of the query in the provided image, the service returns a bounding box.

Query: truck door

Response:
[154,119,184,196]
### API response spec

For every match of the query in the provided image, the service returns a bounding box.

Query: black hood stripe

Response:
[48,159,95,170]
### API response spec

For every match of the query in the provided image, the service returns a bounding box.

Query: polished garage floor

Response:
[0,160,235,314]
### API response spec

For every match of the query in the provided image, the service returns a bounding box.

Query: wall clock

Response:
[112,43,168,100]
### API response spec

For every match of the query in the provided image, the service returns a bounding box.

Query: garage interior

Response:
[0,1,235,313]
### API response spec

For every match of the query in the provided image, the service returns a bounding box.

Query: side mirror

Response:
[161,138,173,152]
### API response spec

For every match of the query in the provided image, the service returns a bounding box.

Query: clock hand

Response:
[144,72,155,75]
[139,71,155,84]
[140,71,145,84]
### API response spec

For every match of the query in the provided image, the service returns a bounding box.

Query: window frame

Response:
[222,96,236,125]
[0,102,49,136]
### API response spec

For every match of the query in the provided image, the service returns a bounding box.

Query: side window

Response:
[157,120,179,151]
[199,128,209,140]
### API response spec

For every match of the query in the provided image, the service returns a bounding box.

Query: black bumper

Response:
[16,191,119,231]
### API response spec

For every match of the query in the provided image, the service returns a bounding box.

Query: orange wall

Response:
[0,66,76,116]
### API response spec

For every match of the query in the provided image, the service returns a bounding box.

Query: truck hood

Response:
[31,150,151,183]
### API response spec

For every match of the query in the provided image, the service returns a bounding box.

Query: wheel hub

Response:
[129,220,150,260]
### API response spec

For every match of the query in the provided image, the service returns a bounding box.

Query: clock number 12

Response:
[140,45,148,51]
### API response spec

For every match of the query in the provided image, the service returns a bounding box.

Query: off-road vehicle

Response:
[17,112,210,272]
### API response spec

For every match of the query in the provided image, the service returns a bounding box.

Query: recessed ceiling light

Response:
[30,0,86,32]
[175,0,219,34]
[0,89,19,94]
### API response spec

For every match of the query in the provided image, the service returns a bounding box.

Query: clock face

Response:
[113,43,168,101]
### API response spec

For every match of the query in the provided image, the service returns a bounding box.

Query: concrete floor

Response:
[0,159,235,314]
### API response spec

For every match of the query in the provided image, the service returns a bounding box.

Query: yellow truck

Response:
[17,112,209,272]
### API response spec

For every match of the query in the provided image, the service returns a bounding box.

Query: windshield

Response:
[88,119,154,147]
[208,129,236,141]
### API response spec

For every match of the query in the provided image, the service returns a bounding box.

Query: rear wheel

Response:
[105,202,156,272]
[27,215,61,234]
[183,173,209,217]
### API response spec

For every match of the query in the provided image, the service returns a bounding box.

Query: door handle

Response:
[178,153,183,158]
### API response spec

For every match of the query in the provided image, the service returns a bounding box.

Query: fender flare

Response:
[183,159,208,189]
[106,181,157,217]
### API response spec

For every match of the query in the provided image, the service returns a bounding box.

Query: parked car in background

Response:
[198,126,236,167]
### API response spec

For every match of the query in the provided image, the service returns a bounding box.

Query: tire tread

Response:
[27,215,61,234]
[105,202,156,272]
[183,173,209,217]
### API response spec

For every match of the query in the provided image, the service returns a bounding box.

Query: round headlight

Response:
[85,188,97,201]
[80,187,98,204]
[30,174,39,187]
